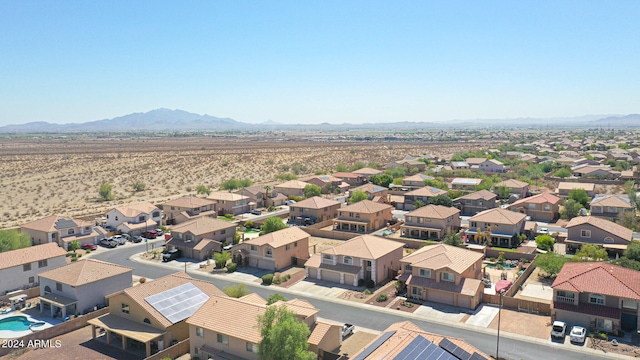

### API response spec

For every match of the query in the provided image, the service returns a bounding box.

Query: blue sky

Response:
[1,1,638,125]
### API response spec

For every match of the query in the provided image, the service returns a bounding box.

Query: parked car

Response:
[104,225,117,232]
[538,227,549,234]
[111,235,127,245]
[155,228,164,236]
[131,235,143,243]
[81,243,98,251]
[121,233,131,241]
[342,324,354,338]
[223,243,234,251]
[162,248,181,262]
[285,200,296,205]
[551,321,567,339]
[100,238,118,248]
[251,209,263,215]
[569,326,587,344]
[141,230,158,239]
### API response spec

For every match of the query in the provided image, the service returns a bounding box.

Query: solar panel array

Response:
[145,282,210,324]
[393,336,458,360]
[468,352,488,360]
[55,219,78,229]
[439,338,472,360]
[351,330,397,360]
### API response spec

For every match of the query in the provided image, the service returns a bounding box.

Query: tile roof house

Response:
[398,244,484,309]
[332,172,366,186]
[465,158,509,173]
[507,192,561,222]
[466,208,527,248]
[450,161,470,171]
[38,259,132,318]
[556,182,596,198]
[167,217,237,260]
[234,227,310,270]
[552,262,640,333]
[333,200,393,233]
[207,192,253,216]
[452,190,497,216]
[351,321,491,360]
[352,167,383,180]
[88,273,225,358]
[20,215,107,250]
[451,178,484,192]
[565,216,633,253]
[589,194,635,221]
[307,175,350,194]
[161,196,217,225]
[305,235,404,286]
[235,185,267,208]
[573,166,621,179]
[274,180,312,198]
[494,179,529,198]
[0,242,67,295]
[288,196,342,225]
[397,186,448,211]
[351,183,389,202]
[400,205,461,240]
[400,173,435,190]
[105,202,162,234]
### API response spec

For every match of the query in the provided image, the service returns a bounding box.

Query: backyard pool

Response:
[484,263,517,269]
[0,316,45,331]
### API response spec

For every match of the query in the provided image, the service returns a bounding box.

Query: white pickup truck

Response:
[551,321,567,339]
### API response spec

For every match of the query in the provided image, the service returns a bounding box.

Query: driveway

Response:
[224,267,274,283]
[288,278,353,298]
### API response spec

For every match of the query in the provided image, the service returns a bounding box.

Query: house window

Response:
[68,229,75,235]
[85,226,90,232]
[23,264,31,272]
[607,207,618,213]
[171,207,175,211]
[557,291,574,299]
[246,342,258,353]
[419,269,431,278]
[196,327,204,337]
[121,303,130,314]
[528,203,536,209]
[349,212,354,217]
[581,230,591,238]
[544,204,551,211]
[217,333,229,344]
[417,218,423,224]
[144,318,151,324]
[250,245,257,251]
[323,254,333,261]
[441,272,455,282]
[56,282,62,291]
[294,241,298,247]
[38,260,48,268]
[115,216,119,221]
[470,222,477,228]
[44,286,51,294]
[404,264,412,271]
[153,211,160,217]
[406,216,412,223]
[411,286,421,295]
[355,213,360,218]
[344,256,353,265]
[596,318,613,332]
[28,276,34,283]
[589,294,605,305]
[221,229,226,234]
[366,260,372,267]
[604,237,614,243]
[478,201,483,206]
[286,244,291,250]
[266,247,273,257]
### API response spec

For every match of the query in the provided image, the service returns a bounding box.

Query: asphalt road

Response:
[92,241,620,360]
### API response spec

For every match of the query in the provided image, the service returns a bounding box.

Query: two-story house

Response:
[162,196,217,225]
[333,200,393,233]
[466,208,527,248]
[307,175,350,194]
[38,259,132,318]
[450,178,483,192]
[352,167,383,180]
[399,174,434,191]
[565,216,633,253]
[556,182,596,199]
[234,227,310,270]
[350,183,389,203]
[552,262,640,333]
[400,205,461,240]
[235,185,266,208]
[450,161,470,171]
[305,235,404,286]
[288,196,341,225]
[333,172,366,186]
[466,158,509,173]
[573,166,620,179]
[105,202,162,235]
[167,217,237,260]
[494,179,529,198]
[397,244,484,309]
[452,190,497,216]
[398,186,448,211]
[507,192,561,222]
[589,195,635,221]
[207,192,252,216]
[20,215,106,249]
[0,243,66,295]
[274,180,311,198]
[88,273,225,358]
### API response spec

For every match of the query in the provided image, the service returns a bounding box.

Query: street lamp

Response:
[494,280,511,360]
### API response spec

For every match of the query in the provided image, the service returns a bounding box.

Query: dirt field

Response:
[0,136,480,229]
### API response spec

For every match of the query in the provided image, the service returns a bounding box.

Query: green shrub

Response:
[227,263,237,273]
[284,274,291,281]
[273,276,282,285]
[244,220,254,229]
[358,279,365,287]
[365,280,375,288]
[85,249,91,254]
[267,205,276,212]
[377,294,388,302]
[262,274,274,285]
[363,289,372,295]
[224,213,234,219]
[71,257,78,262]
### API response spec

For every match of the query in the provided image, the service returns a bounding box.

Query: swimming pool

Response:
[0,316,45,331]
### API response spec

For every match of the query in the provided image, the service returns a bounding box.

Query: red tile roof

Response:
[552,262,640,300]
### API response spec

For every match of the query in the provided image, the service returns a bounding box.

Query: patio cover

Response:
[39,293,77,307]
[603,244,628,250]
[401,225,443,232]
[88,314,165,343]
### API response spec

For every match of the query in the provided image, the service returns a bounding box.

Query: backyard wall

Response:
[303,220,358,241]
[144,339,190,360]
[483,294,551,315]
[485,249,537,262]
[0,287,40,304]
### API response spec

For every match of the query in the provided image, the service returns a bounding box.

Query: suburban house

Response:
[88,273,225,358]
[0,243,67,295]
[274,180,311,198]
[565,216,633,253]
[400,205,461,240]
[400,173,434,190]
[162,196,217,225]
[234,227,310,270]
[450,161,470,171]
[465,158,509,173]
[507,192,561,222]
[351,183,389,203]
[552,262,640,334]
[397,244,484,309]
[305,235,404,286]
[207,192,252,216]
[105,202,162,234]
[556,182,596,199]
[450,178,483,191]
[307,175,350,194]
[288,196,341,225]
[351,321,491,359]
[333,172,366,186]
[38,259,132,318]
[589,195,635,221]
[352,167,383,180]
[494,179,529,198]
[20,215,107,249]
[573,166,620,179]
[187,294,341,360]
[452,190,497,216]
[333,200,393,233]
[466,208,527,248]
[235,185,267,208]
[397,186,448,211]
[167,217,237,260]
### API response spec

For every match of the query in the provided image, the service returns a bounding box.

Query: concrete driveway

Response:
[288,278,354,297]
[225,267,273,283]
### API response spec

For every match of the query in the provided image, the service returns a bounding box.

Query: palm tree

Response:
[263,185,272,208]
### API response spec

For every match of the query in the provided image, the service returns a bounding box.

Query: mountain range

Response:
[0,109,638,133]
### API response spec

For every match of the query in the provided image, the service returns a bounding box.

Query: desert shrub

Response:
[284,274,291,281]
[363,289,372,295]
[71,257,78,262]
[267,205,276,212]
[227,263,237,273]
[377,294,388,302]
[262,274,274,285]
[273,276,282,285]
[358,279,365,287]
[85,249,91,254]
[222,283,249,298]
[365,280,375,288]
[224,213,234,219]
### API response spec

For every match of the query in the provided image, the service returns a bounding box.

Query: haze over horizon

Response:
[1,1,638,126]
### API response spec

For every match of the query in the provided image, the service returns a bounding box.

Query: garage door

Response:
[457,296,472,309]
[322,270,341,283]
[259,259,276,271]
[344,274,355,286]
[427,290,454,306]
[249,257,259,268]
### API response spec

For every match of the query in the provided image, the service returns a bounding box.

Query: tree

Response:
[412,200,425,208]
[443,232,463,247]
[624,181,638,209]
[573,244,608,262]
[303,184,321,198]
[568,189,590,207]
[624,240,640,262]
[258,305,316,360]
[335,163,348,172]
[620,211,640,232]
[131,181,146,192]
[223,283,250,298]
[0,229,31,253]
[321,182,336,194]
[349,190,369,204]
[554,168,571,178]
[535,252,570,277]
[99,183,115,201]
[69,240,81,253]
[560,199,581,220]
[239,178,253,188]
[213,251,232,269]
[196,184,211,195]
[495,186,511,200]
[535,235,555,251]
[424,179,449,190]
[370,174,393,188]
[612,257,640,271]
[261,217,287,235]
[264,185,272,204]
[266,293,287,305]
[428,194,453,207]
[220,179,240,191]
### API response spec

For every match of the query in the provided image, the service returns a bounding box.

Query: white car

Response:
[539,227,549,234]
[111,235,127,245]
[569,326,587,344]
[551,321,567,339]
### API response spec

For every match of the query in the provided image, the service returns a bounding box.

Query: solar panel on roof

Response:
[394,336,458,360]
[439,338,472,360]
[55,219,78,229]
[145,282,210,324]
[351,330,397,360]
[469,352,488,360]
